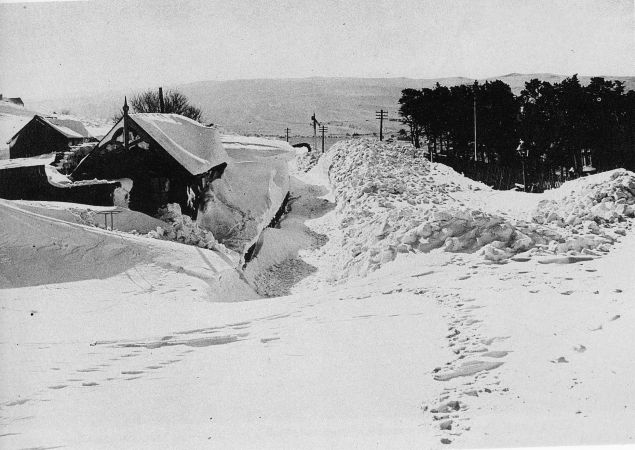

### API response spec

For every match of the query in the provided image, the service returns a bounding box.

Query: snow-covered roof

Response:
[41,116,91,139]
[114,113,228,175]
[5,115,92,144]
[0,153,56,169]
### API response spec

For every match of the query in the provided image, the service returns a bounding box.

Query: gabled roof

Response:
[41,116,91,139]
[6,115,92,144]
[100,113,228,175]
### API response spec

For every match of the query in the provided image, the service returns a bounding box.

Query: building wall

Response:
[0,165,119,205]
[9,119,70,159]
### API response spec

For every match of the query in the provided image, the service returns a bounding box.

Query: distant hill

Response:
[29,74,635,137]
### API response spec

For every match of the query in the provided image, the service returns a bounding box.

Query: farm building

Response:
[72,103,229,217]
[7,115,92,159]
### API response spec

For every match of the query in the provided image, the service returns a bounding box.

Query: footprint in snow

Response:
[434,360,504,381]
[481,350,509,358]
[551,356,569,363]
[5,398,30,406]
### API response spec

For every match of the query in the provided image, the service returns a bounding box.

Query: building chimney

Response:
[123,97,129,150]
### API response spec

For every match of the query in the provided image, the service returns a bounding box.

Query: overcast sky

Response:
[0,0,633,100]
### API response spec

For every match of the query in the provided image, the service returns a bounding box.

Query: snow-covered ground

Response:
[1,137,635,449]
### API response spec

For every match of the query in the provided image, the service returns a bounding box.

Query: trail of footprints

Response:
[415,287,511,446]
[3,314,290,416]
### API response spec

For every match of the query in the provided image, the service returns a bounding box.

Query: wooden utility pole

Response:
[319,125,328,153]
[311,113,319,153]
[473,81,478,162]
[375,109,387,141]
[285,127,290,142]
[159,87,165,113]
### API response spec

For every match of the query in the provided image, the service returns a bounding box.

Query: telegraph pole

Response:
[311,113,319,152]
[319,125,328,153]
[473,81,478,162]
[375,109,387,141]
[285,127,290,142]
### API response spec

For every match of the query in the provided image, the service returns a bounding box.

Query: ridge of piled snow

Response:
[533,169,635,225]
[324,138,635,278]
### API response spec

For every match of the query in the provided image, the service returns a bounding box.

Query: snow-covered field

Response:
[1,137,635,449]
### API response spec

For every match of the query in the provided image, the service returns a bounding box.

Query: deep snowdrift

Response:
[197,138,292,263]
[0,199,257,300]
[324,139,635,278]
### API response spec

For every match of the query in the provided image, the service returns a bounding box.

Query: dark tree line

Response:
[399,75,635,190]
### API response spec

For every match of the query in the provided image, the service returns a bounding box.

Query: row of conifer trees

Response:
[398,75,635,190]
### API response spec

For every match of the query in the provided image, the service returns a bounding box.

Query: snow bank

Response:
[8,200,161,234]
[220,134,295,154]
[534,169,635,225]
[324,138,635,278]
[0,199,257,301]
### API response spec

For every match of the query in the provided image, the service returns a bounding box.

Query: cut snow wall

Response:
[197,157,290,264]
